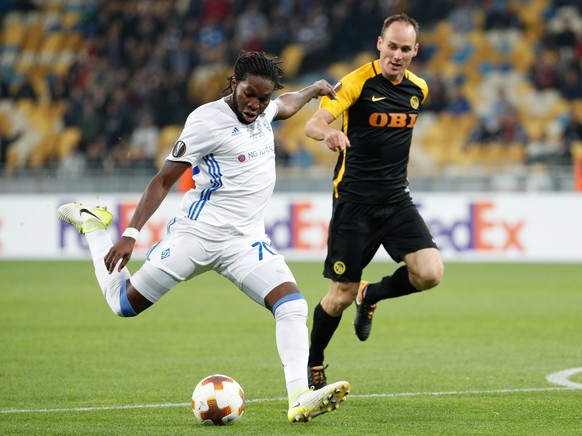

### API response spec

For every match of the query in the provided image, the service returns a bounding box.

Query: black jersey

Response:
[321,60,428,204]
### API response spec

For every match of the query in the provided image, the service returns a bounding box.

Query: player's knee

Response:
[321,281,357,315]
[418,263,444,290]
[105,280,139,318]
[272,294,307,320]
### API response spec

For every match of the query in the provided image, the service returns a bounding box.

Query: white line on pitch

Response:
[1,386,578,414]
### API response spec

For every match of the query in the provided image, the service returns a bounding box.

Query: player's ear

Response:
[229,77,237,93]
[413,42,419,57]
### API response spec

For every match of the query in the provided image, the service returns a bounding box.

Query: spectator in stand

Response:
[495,107,529,146]
[233,0,269,52]
[101,96,133,150]
[197,16,229,63]
[549,13,578,59]
[288,142,315,169]
[561,107,582,165]
[423,75,447,112]
[110,137,133,170]
[293,3,332,72]
[447,0,477,34]
[12,75,38,101]
[0,73,8,99]
[559,66,582,100]
[328,0,368,59]
[84,135,107,172]
[465,117,499,147]
[128,112,159,170]
[79,99,104,152]
[446,87,472,116]
[483,0,523,31]
[57,144,87,178]
[530,51,560,91]
[486,87,515,127]
[263,4,292,56]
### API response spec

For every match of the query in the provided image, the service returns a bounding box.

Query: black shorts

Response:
[323,197,438,282]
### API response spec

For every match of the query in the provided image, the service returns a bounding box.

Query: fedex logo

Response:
[419,200,525,253]
[266,201,328,250]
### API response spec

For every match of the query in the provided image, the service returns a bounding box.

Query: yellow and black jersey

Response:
[321,59,428,204]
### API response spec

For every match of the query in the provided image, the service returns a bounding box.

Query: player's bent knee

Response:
[115,280,139,317]
[330,281,359,307]
[104,279,153,318]
[419,265,444,290]
[272,295,308,320]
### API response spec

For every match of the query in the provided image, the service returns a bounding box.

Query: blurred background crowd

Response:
[0,0,581,192]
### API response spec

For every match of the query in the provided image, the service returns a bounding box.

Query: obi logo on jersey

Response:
[368,112,417,128]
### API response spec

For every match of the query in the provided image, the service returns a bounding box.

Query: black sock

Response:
[308,302,342,367]
[363,265,420,305]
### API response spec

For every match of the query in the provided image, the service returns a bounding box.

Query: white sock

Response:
[85,230,132,316]
[274,298,309,405]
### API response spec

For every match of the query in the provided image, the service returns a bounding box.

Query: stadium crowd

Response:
[0,0,581,185]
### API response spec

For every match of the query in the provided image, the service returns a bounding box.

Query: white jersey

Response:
[166,97,279,235]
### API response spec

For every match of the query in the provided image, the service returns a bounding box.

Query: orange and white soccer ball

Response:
[191,374,245,425]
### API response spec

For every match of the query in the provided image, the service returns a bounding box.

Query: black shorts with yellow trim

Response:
[323,197,438,283]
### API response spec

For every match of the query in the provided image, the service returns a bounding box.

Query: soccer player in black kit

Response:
[304,14,444,389]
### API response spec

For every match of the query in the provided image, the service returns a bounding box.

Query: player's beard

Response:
[226,93,256,125]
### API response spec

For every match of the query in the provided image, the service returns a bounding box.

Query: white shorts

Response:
[130,218,296,307]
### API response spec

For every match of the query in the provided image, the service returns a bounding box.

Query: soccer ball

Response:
[191,374,245,425]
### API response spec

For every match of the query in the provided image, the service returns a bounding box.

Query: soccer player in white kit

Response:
[58,51,350,423]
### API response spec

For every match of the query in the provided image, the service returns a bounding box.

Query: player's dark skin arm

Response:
[104,160,190,274]
[275,80,337,120]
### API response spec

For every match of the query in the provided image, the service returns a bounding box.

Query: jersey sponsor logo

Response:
[172,140,187,158]
[333,261,346,275]
[410,95,420,109]
[416,200,525,252]
[371,95,387,102]
[368,112,418,128]
[243,144,275,162]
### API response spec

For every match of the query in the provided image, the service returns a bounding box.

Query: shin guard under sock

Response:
[308,302,341,367]
[364,265,420,305]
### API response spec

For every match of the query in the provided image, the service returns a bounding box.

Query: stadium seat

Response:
[280,43,304,78]
[156,125,183,168]
[1,13,26,47]
[327,62,352,82]
[188,64,230,105]
[55,127,82,159]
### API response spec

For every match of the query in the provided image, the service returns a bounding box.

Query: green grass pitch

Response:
[1,261,581,435]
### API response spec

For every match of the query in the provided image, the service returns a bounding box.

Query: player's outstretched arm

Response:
[274,79,337,120]
[305,108,351,153]
[104,161,190,273]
